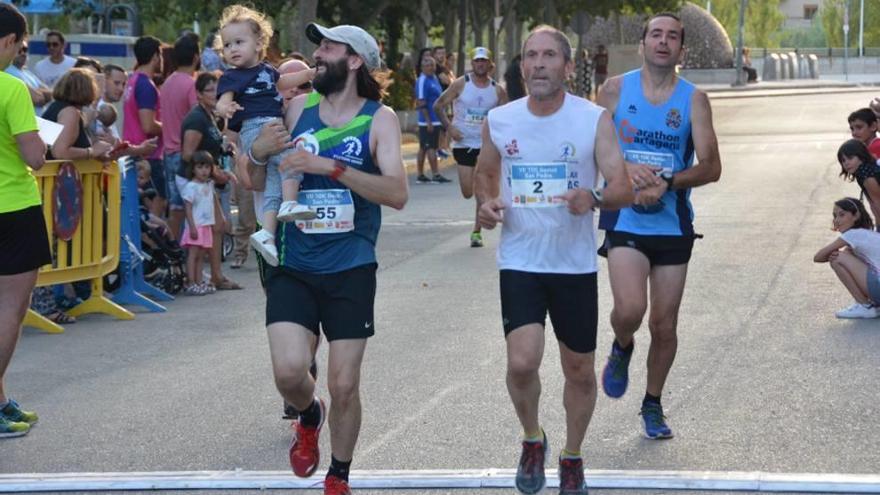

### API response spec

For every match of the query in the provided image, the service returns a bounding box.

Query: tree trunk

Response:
[543,0,558,26]
[294,0,318,57]
[503,2,517,62]
[486,0,500,67]
[469,0,483,47]
[444,7,456,54]
[413,0,431,53]
[457,0,467,75]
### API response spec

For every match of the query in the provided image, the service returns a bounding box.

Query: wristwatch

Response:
[659,170,674,190]
[589,188,603,209]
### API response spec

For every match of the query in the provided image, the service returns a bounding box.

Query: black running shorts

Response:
[265,263,377,341]
[499,270,598,353]
[0,205,51,275]
[598,231,694,266]
[453,148,480,167]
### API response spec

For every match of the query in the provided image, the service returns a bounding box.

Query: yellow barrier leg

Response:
[66,279,135,321]
[23,309,65,334]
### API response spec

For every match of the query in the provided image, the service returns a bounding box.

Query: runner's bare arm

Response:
[594,110,633,210]
[666,90,721,189]
[496,84,509,105]
[475,121,501,203]
[595,75,621,112]
[475,121,505,228]
[596,76,661,189]
[433,77,464,130]
[278,106,408,210]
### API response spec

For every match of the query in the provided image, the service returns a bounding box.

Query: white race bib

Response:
[465,107,488,125]
[624,150,674,175]
[295,189,355,234]
[510,163,568,208]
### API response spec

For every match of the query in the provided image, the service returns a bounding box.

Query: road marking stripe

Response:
[1,470,880,492]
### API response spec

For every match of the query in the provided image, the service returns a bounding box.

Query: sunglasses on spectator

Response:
[47,42,61,47]
[297,82,312,91]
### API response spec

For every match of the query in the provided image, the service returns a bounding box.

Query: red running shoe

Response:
[289,397,326,477]
[324,475,352,495]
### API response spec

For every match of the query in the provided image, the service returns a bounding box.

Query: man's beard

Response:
[313,57,349,96]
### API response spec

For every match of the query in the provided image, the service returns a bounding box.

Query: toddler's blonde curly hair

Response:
[216,4,273,59]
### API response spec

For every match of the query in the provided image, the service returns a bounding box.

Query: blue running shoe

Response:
[601,342,632,398]
[515,432,548,494]
[1,399,37,425]
[640,402,673,439]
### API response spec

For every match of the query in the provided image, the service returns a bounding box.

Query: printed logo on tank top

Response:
[293,131,320,154]
[505,139,520,158]
[618,118,681,152]
[665,108,682,130]
[335,136,364,165]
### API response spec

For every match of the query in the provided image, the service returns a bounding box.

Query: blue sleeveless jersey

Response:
[599,69,696,236]
[279,92,382,273]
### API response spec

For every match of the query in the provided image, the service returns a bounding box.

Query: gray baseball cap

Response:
[306,23,381,70]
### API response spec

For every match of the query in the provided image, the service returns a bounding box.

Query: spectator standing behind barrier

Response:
[124,36,165,218]
[33,30,75,88]
[201,30,224,72]
[0,3,50,439]
[180,151,222,296]
[160,34,200,241]
[413,55,450,184]
[180,72,241,291]
[42,69,112,161]
[503,54,526,100]
[5,40,52,115]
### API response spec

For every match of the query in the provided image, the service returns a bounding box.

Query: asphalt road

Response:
[3,90,879,494]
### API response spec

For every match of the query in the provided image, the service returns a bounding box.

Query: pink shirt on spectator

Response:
[123,71,163,159]
[159,71,197,154]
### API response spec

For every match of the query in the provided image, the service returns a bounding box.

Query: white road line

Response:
[1,469,880,493]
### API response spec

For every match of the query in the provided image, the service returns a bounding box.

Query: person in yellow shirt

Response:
[0,4,50,438]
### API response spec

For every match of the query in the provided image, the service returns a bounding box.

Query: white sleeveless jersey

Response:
[487,93,604,274]
[452,74,498,150]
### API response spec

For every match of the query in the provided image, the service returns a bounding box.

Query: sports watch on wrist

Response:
[659,170,674,190]
[589,188,603,209]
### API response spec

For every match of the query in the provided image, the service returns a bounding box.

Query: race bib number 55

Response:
[295,189,355,234]
[511,163,568,208]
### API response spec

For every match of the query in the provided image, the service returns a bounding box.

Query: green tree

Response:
[710,0,784,47]
[822,0,880,48]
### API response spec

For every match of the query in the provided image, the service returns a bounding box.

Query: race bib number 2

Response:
[295,189,355,234]
[511,163,568,208]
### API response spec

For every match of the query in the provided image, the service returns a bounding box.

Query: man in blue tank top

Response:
[248,23,407,495]
[596,13,722,440]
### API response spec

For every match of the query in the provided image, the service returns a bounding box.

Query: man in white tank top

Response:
[434,47,507,247]
[474,26,633,495]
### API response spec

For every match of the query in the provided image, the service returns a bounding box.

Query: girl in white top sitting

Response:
[814,197,880,319]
